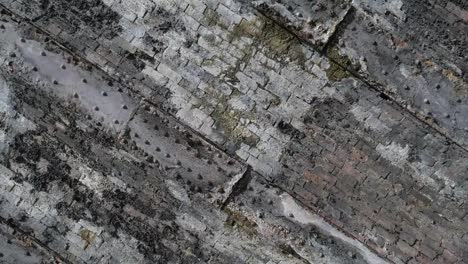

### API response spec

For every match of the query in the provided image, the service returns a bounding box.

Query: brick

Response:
[397,240,418,258]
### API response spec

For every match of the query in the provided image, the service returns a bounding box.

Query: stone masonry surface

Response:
[0,0,467,263]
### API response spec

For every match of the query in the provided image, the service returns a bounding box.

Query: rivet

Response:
[117,88,123,92]
[9,52,16,58]
[122,105,128,109]
[102,91,107,96]
[61,64,66,70]
[165,153,171,158]
[134,133,139,138]
[41,51,46,56]
[86,115,92,120]
[424,99,430,104]
[114,120,119,124]
[53,80,58,85]
[445,114,450,118]
[156,147,161,152]
[145,140,150,145]
[82,78,87,83]
[73,93,79,98]
[94,106,99,111]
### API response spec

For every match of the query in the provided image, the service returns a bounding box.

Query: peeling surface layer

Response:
[0,0,467,263]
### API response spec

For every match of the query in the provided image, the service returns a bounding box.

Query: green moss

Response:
[212,104,259,147]
[229,16,307,67]
[325,46,360,81]
[201,58,215,66]
[201,8,220,27]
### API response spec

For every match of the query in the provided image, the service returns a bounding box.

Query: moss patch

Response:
[212,104,259,147]
[230,16,307,67]
[325,46,360,81]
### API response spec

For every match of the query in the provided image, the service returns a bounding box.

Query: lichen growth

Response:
[212,104,259,147]
[229,16,307,67]
[80,229,95,250]
[201,8,220,27]
[224,208,258,238]
[325,46,359,81]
